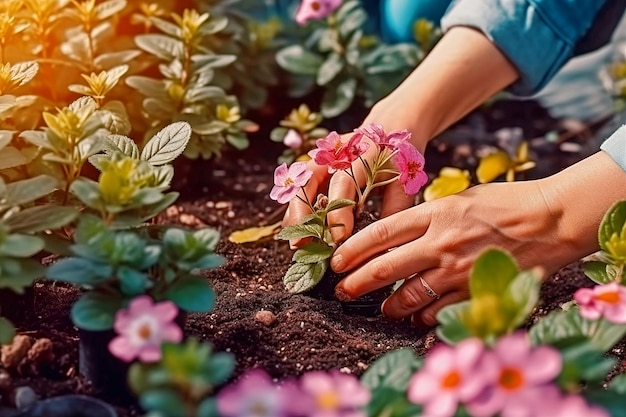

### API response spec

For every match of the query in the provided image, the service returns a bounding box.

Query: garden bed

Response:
[4,100,623,417]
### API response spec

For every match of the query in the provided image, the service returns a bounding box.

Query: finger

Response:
[381,270,446,320]
[380,181,416,218]
[283,162,329,228]
[411,290,469,328]
[327,170,360,243]
[330,206,431,273]
[334,242,439,299]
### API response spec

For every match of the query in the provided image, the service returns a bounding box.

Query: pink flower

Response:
[108,296,183,363]
[299,370,370,417]
[535,392,610,417]
[393,142,428,194]
[283,129,303,149]
[467,332,563,417]
[295,0,342,25]
[356,123,411,149]
[408,338,494,417]
[269,162,313,204]
[574,282,626,324]
[308,131,368,173]
[217,369,305,417]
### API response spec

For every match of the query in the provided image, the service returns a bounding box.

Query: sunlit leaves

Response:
[68,65,128,102]
[0,61,38,95]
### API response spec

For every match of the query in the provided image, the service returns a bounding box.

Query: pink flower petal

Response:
[108,336,138,362]
[273,163,289,185]
[573,288,594,304]
[524,346,562,384]
[160,323,183,342]
[138,345,162,363]
[407,372,439,403]
[423,392,458,417]
[284,129,303,149]
[128,295,154,315]
[153,301,178,322]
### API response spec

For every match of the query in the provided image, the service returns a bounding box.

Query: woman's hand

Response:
[331,151,626,327]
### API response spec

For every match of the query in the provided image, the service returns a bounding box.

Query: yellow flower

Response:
[216,104,240,124]
[98,154,153,206]
[280,104,322,133]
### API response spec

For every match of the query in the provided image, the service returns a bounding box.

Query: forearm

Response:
[539,151,626,263]
[364,26,519,152]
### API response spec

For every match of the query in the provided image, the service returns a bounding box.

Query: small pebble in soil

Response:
[14,386,37,410]
[1,335,33,370]
[255,310,277,327]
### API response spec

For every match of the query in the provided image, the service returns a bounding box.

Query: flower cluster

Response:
[109,296,183,363]
[270,123,427,215]
[409,332,607,417]
[217,369,370,417]
[574,282,626,324]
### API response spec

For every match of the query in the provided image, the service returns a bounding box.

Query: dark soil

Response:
[3,100,622,417]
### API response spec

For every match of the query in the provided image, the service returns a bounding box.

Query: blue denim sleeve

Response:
[440,0,609,96]
[601,125,626,172]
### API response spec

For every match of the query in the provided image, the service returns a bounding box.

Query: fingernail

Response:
[330,254,345,272]
[330,226,346,244]
[334,285,352,302]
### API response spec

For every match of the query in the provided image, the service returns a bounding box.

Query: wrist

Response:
[538,151,626,261]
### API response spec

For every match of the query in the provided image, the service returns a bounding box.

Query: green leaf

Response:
[529,307,626,352]
[165,275,215,313]
[502,269,542,330]
[436,301,473,344]
[0,234,44,257]
[599,200,626,262]
[0,317,14,344]
[94,0,126,20]
[317,53,345,86]
[361,348,422,391]
[583,261,618,284]
[5,205,78,233]
[338,7,368,39]
[270,127,288,143]
[70,178,101,209]
[325,198,355,213]
[609,374,626,394]
[321,77,357,118]
[135,34,184,61]
[197,398,219,417]
[71,292,122,331]
[140,389,187,417]
[556,340,615,387]
[46,258,113,285]
[118,267,149,296]
[366,387,422,417]
[0,258,43,293]
[94,50,141,70]
[585,388,626,417]
[207,351,236,385]
[4,175,57,206]
[276,45,323,75]
[293,242,333,264]
[283,260,327,293]
[226,133,249,151]
[0,146,28,170]
[277,223,322,241]
[99,101,131,135]
[104,134,140,158]
[469,249,519,298]
[140,122,191,165]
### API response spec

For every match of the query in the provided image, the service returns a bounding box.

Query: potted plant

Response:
[269,123,428,315]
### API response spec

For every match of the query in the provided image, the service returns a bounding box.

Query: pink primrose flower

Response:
[108,295,183,363]
[308,131,368,173]
[574,282,626,324]
[269,162,313,204]
[217,369,305,417]
[295,0,342,25]
[393,141,428,195]
[408,338,494,417]
[299,370,370,417]
[467,332,563,417]
[534,391,610,417]
[283,129,303,149]
[355,123,411,150]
